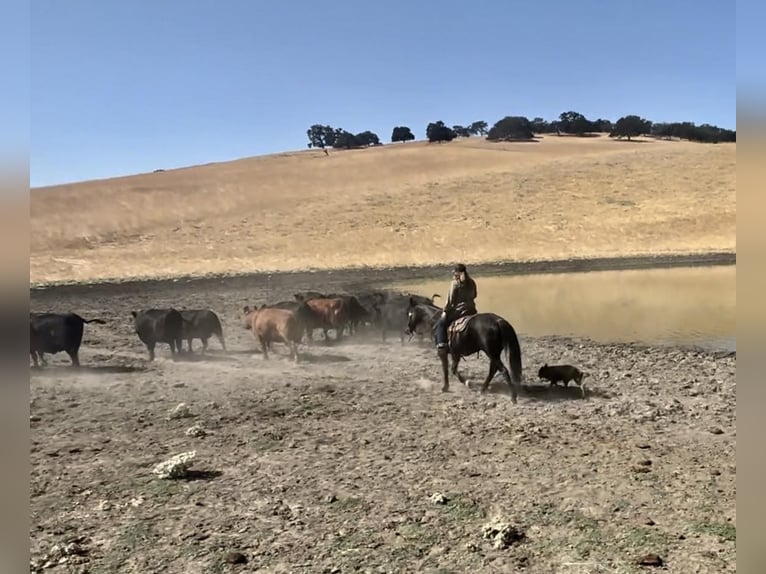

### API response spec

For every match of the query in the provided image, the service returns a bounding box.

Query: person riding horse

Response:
[433,263,478,354]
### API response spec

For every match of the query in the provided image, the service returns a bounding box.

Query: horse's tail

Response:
[498,318,522,385]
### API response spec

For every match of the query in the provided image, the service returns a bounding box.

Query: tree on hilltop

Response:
[592,118,613,133]
[452,125,472,138]
[426,121,455,143]
[558,111,594,136]
[610,115,652,140]
[530,117,549,134]
[391,126,415,143]
[355,130,381,146]
[469,121,488,136]
[306,124,337,149]
[486,116,535,141]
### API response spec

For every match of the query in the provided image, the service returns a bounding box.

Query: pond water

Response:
[390,264,736,352]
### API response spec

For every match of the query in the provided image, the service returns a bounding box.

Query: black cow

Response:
[342,295,372,335]
[131,309,184,361]
[180,309,226,353]
[30,312,106,368]
[370,291,441,343]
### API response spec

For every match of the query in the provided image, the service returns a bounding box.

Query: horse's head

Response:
[405,297,428,335]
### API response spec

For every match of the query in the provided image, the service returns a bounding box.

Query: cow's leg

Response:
[66,349,80,368]
[187,338,194,353]
[201,337,208,354]
[258,335,269,359]
[30,352,39,368]
[147,342,156,361]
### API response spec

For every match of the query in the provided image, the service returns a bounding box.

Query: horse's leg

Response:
[497,359,518,404]
[451,354,467,385]
[439,348,450,392]
[480,358,500,394]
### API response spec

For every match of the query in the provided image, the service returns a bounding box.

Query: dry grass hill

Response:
[29,134,736,285]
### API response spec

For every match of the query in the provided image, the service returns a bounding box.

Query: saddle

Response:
[448,314,475,338]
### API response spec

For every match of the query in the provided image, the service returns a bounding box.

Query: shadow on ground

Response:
[298,353,351,364]
[176,469,223,482]
[30,364,145,376]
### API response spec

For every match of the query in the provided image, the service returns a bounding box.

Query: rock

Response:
[709,427,724,435]
[168,403,193,420]
[152,451,197,479]
[430,492,449,505]
[223,551,247,564]
[645,518,656,526]
[631,465,652,474]
[710,469,721,476]
[637,553,664,567]
[481,517,525,549]
[637,459,652,466]
[636,443,651,449]
[185,424,207,438]
[325,494,338,504]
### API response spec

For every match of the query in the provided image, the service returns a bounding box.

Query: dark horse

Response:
[406,299,523,402]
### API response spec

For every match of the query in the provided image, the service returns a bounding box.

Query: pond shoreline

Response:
[29,250,736,295]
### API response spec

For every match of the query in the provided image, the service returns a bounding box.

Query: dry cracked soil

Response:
[29,272,736,574]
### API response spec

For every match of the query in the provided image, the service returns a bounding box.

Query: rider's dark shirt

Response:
[445,276,478,318]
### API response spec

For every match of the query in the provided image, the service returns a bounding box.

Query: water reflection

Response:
[390,265,736,352]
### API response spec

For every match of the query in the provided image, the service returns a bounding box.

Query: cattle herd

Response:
[29,288,442,368]
[30,287,588,396]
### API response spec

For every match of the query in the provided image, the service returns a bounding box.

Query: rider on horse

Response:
[434,263,478,354]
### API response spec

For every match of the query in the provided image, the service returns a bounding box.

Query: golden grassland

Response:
[29,134,736,285]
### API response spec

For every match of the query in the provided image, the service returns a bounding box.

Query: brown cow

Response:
[242,305,303,362]
[294,297,347,342]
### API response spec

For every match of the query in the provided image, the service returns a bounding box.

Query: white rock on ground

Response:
[429,492,449,505]
[481,517,525,549]
[185,423,208,437]
[152,451,197,479]
[168,402,193,420]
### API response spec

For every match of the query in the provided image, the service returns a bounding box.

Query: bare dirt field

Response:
[29,135,736,286]
[29,271,736,574]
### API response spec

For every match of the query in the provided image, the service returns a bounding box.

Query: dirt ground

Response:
[29,268,736,574]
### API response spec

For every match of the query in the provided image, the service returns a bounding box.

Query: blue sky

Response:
[31,0,735,187]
